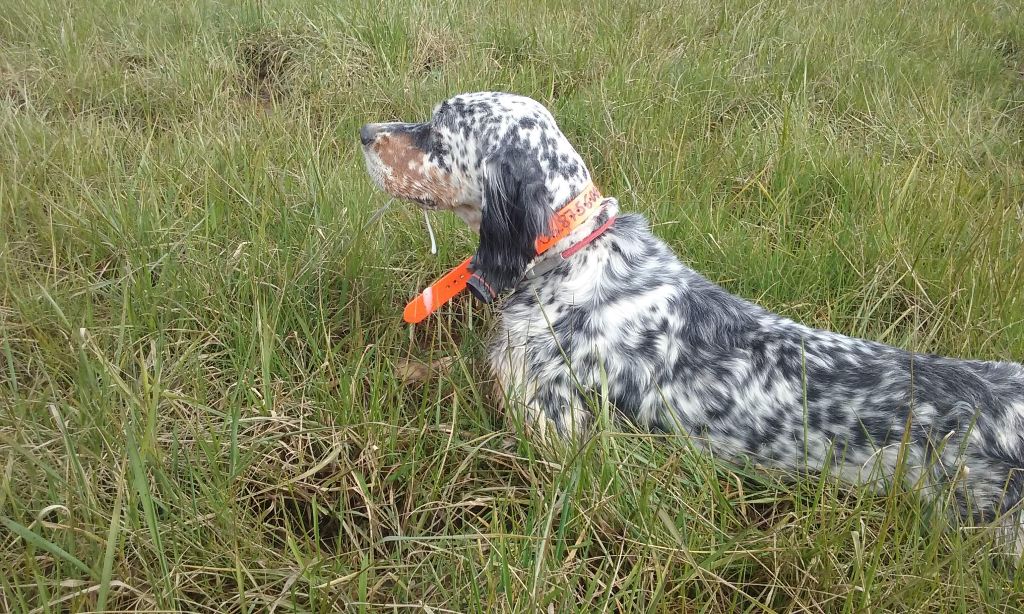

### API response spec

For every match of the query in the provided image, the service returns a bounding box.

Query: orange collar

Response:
[403,182,604,324]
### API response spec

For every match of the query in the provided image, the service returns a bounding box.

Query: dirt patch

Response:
[0,67,32,112]
[119,51,153,74]
[996,36,1024,79]
[237,30,297,105]
[411,27,463,76]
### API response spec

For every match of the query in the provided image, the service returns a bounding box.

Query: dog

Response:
[360,92,1024,554]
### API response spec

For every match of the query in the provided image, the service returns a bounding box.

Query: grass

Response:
[1,0,1024,610]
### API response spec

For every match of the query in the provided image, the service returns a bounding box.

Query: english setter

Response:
[360,92,1024,554]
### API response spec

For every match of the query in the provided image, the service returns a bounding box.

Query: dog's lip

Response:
[412,197,439,210]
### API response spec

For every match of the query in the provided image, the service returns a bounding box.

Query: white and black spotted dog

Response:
[361,92,1024,553]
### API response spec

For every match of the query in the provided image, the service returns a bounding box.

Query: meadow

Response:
[2,0,1024,611]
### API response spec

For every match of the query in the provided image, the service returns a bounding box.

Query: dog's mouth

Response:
[360,144,451,215]
[411,196,439,211]
[360,146,390,194]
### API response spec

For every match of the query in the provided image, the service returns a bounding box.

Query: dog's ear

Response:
[467,148,553,302]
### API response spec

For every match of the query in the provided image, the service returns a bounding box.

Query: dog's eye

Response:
[410,124,433,152]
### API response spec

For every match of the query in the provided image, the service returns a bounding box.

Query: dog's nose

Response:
[360,124,378,146]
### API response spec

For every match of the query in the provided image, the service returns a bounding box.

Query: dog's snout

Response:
[360,124,378,146]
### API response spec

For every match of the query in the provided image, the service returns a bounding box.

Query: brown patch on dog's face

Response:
[361,123,460,212]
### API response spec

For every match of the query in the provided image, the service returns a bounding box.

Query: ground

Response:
[2,0,1024,611]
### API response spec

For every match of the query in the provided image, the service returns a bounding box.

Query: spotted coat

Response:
[361,92,1024,554]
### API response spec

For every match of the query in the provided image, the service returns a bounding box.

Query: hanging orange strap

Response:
[403,182,603,324]
[402,256,473,324]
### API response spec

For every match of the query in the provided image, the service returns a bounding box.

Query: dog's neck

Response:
[544,173,593,214]
[522,183,620,282]
[545,179,619,254]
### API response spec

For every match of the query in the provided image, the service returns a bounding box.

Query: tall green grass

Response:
[2,0,1023,610]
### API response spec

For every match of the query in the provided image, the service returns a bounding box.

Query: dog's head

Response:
[360,92,591,302]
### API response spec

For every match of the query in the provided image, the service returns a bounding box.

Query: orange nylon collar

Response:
[403,182,604,324]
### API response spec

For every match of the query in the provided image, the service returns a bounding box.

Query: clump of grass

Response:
[2,0,1024,611]
[237,30,298,104]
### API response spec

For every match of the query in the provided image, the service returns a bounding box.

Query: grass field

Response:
[2,0,1024,611]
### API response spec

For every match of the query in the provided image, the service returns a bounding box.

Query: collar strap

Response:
[524,209,616,280]
[533,182,603,253]
[403,181,603,324]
